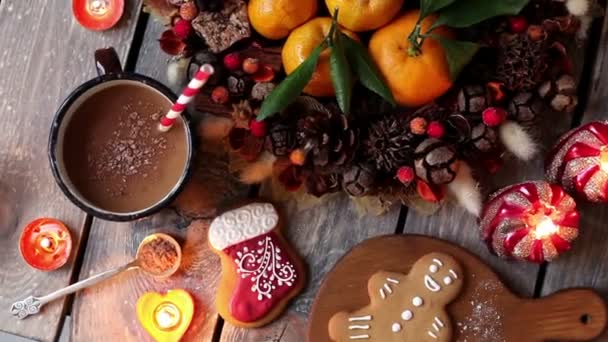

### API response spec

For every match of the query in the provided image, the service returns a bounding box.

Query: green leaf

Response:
[330,32,354,114]
[431,0,529,29]
[430,34,480,80]
[258,43,325,121]
[420,0,457,19]
[342,33,396,106]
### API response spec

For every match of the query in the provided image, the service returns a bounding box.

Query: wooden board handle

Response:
[516,289,607,341]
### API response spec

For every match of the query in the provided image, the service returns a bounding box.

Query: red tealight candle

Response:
[546,120,608,203]
[479,181,580,263]
[19,218,72,271]
[72,0,125,31]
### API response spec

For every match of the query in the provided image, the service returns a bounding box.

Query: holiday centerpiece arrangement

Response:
[144,0,595,221]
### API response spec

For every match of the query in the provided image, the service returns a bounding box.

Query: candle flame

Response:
[600,148,608,172]
[535,217,558,239]
[88,0,109,16]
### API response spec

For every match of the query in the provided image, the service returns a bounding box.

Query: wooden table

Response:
[0,2,607,341]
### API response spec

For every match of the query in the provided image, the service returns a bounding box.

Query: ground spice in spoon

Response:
[138,237,179,276]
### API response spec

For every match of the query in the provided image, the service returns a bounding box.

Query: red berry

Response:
[508,16,528,33]
[173,19,192,39]
[427,121,445,138]
[396,166,415,185]
[242,57,260,74]
[410,117,428,135]
[250,119,268,137]
[223,52,242,71]
[179,2,199,21]
[482,107,507,127]
[211,86,229,104]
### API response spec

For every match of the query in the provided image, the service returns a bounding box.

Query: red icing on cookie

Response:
[223,232,300,322]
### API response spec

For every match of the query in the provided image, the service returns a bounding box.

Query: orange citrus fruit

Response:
[325,0,404,32]
[369,10,454,107]
[282,18,358,97]
[248,0,318,40]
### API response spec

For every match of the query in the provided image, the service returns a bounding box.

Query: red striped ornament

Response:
[159,64,214,132]
[546,121,608,202]
[480,181,579,263]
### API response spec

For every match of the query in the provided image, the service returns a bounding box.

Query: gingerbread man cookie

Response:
[209,203,306,328]
[328,252,463,341]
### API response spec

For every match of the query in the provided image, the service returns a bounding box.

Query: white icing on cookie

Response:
[349,335,369,340]
[209,203,278,250]
[434,317,444,327]
[391,322,401,332]
[412,296,423,307]
[449,269,458,279]
[384,283,392,294]
[401,310,413,321]
[429,264,438,273]
[349,315,372,322]
[432,258,443,266]
[348,325,370,330]
[424,275,441,292]
[428,331,438,339]
[443,276,452,285]
[234,236,296,300]
[380,288,386,299]
[387,277,399,284]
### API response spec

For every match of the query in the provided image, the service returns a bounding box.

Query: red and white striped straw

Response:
[158,64,215,132]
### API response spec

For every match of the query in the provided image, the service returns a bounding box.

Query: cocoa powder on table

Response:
[138,237,179,275]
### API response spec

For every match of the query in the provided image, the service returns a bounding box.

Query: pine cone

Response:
[342,163,376,197]
[457,85,489,114]
[537,74,578,113]
[305,173,341,197]
[296,111,357,173]
[264,124,296,156]
[414,139,459,185]
[363,115,415,173]
[507,92,545,125]
[470,123,499,153]
[495,32,549,92]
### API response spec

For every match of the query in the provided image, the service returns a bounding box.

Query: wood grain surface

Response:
[309,235,607,342]
[0,1,142,340]
[542,12,608,339]
[70,15,249,341]
[219,193,403,341]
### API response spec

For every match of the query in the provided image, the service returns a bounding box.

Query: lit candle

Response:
[154,302,181,330]
[19,218,72,271]
[72,0,124,31]
[480,181,580,263]
[136,289,195,342]
[546,120,608,203]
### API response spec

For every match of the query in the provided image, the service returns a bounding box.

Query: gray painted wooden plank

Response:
[219,193,402,341]
[0,1,142,340]
[71,16,249,341]
[542,14,608,299]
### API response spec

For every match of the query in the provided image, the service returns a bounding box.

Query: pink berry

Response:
[249,119,268,137]
[173,19,192,39]
[396,166,415,185]
[482,107,507,127]
[223,52,242,71]
[508,16,528,33]
[427,121,445,138]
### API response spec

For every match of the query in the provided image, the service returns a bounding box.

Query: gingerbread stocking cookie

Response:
[209,203,305,328]
[328,252,463,341]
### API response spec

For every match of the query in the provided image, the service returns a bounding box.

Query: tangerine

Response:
[369,10,454,107]
[282,18,358,97]
[325,0,404,32]
[248,0,317,40]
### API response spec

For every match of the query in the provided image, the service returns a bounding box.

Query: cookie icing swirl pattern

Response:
[209,203,279,250]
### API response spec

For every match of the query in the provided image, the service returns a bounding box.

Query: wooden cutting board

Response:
[308,235,607,341]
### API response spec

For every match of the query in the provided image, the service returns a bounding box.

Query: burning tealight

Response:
[137,289,194,342]
[154,303,181,330]
[72,0,124,31]
[480,181,580,263]
[19,218,72,271]
[546,120,608,203]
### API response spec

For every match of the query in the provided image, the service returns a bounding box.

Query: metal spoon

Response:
[10,233,181,319]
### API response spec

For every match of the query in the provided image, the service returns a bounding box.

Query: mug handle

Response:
[94,47,123,76]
